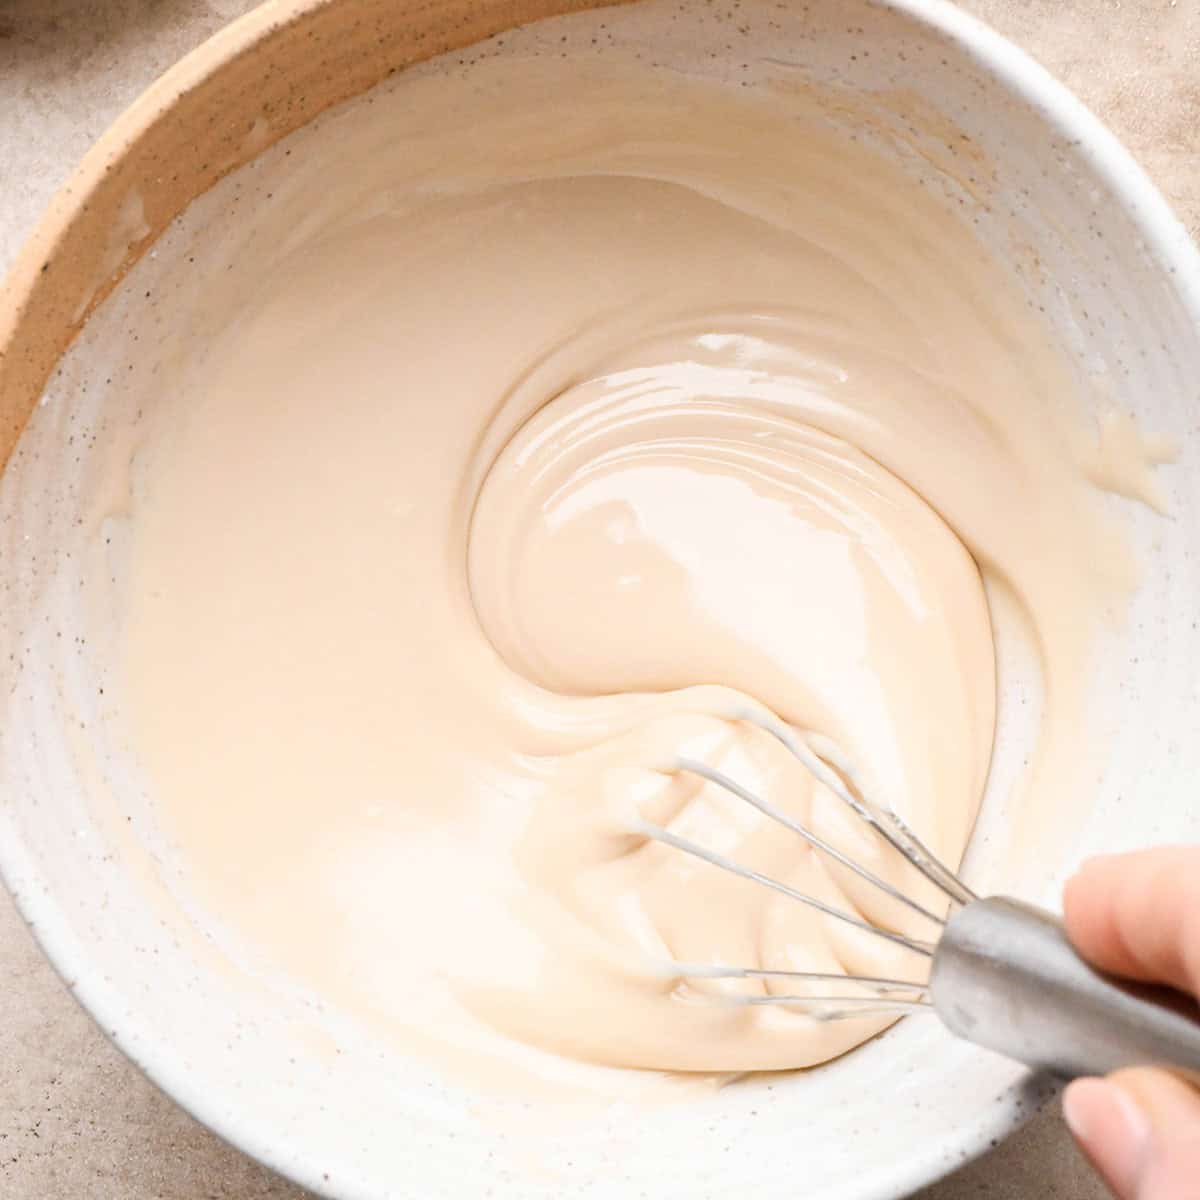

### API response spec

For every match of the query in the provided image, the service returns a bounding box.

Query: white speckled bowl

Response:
[2,2,1199,1198]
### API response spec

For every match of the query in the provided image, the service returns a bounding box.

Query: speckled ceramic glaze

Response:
[2,2,1199,1198]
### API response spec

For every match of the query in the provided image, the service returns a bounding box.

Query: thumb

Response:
[1064,1067,1200,1199]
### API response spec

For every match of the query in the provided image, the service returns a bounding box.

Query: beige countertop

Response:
[1,2,1196,1197]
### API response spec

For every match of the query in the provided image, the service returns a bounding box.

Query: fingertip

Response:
[1063,853,1113,915]
[1062,1077,1101,1143]
[1106,1068,1200,1198]
[1063,853,1121,911]
[1061,861,1114,962]
[1061,867,1084,922]
[1074,852,1117,878]
[1063,1076,1150,1199]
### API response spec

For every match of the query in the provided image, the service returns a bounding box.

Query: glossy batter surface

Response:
[114,52,1138,1089]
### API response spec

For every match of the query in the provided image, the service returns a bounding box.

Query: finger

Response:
[1062,847,1200,996]
[1063,1075,1151,1198]
[1064,1068,1200,1200]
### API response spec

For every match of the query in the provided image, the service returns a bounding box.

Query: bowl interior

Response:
[2,2,1200,1198]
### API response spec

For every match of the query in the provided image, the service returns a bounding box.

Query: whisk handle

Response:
[929,895,1200,1081]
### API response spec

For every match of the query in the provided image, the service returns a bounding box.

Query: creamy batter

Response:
[112,51,1145,1090]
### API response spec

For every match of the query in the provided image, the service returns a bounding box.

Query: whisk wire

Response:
[637,704,986,1018]
[632,817,936,957]
[676,757,946,927]
[666,962,930,997]
[731,706,977,907]
[725,994,932,1019]
[664,965,932,1020]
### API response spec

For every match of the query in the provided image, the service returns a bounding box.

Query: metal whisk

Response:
[640,708,1200,1081]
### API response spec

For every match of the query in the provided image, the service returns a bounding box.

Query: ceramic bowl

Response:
[2,2,1199,1198]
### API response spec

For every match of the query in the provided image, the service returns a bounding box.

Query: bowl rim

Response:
[2,1,1199,1198]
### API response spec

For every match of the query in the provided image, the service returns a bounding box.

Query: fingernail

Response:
[1064,1078,1152,1198]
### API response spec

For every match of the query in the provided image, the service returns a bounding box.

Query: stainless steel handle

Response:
[929,895,1200,1080]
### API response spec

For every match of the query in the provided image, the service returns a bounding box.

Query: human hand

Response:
[1062,847,1200,1198]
